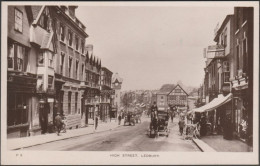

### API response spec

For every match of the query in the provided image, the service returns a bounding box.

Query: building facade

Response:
[111,73,123,119]
[81,44,101,126]
[168,85,188,108]
[231,7,253,143]
[100,67,113,122]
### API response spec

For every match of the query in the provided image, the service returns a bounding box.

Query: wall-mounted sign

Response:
[207,45,225,59]
[222,83,231,94]
[101,90,115,95]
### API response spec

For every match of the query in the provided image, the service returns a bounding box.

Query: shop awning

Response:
[193,93,232,113]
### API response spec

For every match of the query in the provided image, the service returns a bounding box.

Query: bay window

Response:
[38,51,44,66]
[48,53,54,68]
[8,41,27,71]
[48,75,53,88]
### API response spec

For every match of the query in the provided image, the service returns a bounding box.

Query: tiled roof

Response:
[31,6,43,20]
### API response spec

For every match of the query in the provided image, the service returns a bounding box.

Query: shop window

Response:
[60,91,64,114]
[68,30,73,47]
[38,51,44,66]
[68,92,72,114]
[48,53,54,68]
[60,24,65,42]
[14,8,23,33]
[75,92,78,114]
[7,93,28,126]
[60,52,65,75]
[48,75,53,88]
[76,60,79,79]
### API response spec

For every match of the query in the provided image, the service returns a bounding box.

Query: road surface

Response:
[22,117,200,151]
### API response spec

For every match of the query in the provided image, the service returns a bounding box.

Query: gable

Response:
[169,85,188,96]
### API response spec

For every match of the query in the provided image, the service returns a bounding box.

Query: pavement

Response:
[7,120,121,150]
[200,135,253,152]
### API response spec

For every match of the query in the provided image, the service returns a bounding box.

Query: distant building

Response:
[100,67,113,122]
[112,73,123,118]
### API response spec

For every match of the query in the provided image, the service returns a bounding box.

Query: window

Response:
[161,96,163,99]
[68,57,73,78]
[48,53,54,68]
[48,75,53,88]
[37,75,44,91]
[75,36,79,50]
[76,60,79,79]
[17,45,25,71]
[180,96,186,100]
[242,39,248,73]
[14,8,23,32]
[224,32,227,48]
[38,51,44,66]
[60,52,65,75]
[175,89,181,93]
[236,45,240,70]
[68,30,73,46]
[75,92,78,114]
[81,64,84,80]
[8,42,26,71]
[81,40,84,54]
[7,93,28,126]
[68,92,72,114]
[39,8,49,31]
[8,43,14,69]
[60,24,65,42]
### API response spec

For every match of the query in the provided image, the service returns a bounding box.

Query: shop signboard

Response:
[207,45,225,59]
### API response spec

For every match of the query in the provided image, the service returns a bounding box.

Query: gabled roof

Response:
[112,73,123,83]
[169,84,189,96]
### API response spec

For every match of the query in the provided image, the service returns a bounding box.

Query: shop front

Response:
[7,71,37,138]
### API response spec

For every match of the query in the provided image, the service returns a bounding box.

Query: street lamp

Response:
[94,95,99,131]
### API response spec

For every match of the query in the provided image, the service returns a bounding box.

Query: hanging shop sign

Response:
[207,45,225,59]
[101,90,115,95]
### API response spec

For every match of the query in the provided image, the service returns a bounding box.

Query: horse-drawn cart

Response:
[148,110,170,138]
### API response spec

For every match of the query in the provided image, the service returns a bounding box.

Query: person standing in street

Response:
[178,117,186,136]
[118,114,122,125]
[95,116,98,130]
[55,112,63,136]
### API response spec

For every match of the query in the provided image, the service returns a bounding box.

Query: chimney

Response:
[68,6,78,19]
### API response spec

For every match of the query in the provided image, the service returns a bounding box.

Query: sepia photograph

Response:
[1,1,259,165]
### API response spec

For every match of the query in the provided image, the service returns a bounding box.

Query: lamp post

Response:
[94,95,99,131]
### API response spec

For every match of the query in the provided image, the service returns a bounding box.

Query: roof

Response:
[214,15,234,42]
[112,73,123,83]
[157,84,175,95]
[169,84,189,96]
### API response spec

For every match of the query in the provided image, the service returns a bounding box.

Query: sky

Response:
[76,3,235,91]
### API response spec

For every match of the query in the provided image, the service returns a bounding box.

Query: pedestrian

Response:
[95,116,98,130]
[55,112,63,136]
[178,117,186,136]
[118,114,122,125]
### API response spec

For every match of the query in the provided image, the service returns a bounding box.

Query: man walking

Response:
[118,114,122,125]
[55,112,63,136]
[178,117,186,136]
